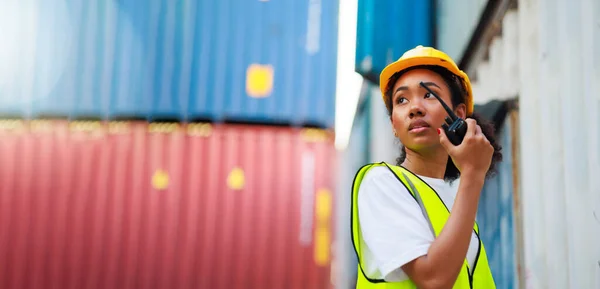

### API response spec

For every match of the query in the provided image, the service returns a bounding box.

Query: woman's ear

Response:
[455,103,467,119]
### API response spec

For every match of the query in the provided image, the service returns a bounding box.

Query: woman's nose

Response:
[408,103,425,118]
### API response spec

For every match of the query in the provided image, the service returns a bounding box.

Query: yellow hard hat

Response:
[379,45,474,116]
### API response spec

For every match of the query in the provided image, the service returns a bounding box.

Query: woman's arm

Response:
[402,119,493,289]
[401,170,485,289]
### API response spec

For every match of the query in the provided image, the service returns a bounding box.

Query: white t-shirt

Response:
[357,166,479,282]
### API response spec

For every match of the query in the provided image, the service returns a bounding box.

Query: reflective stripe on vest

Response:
[351,162,496,289]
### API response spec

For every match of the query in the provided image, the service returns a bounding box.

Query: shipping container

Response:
[355,0,433,83]
[462,0,600,287]
[0,0,339,128]
[516,0,600,288]
[0,120,337,289]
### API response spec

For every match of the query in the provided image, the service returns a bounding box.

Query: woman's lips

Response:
[408,119,430,133]
[409,126,430,133]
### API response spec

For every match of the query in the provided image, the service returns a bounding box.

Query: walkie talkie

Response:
[419,81,467,146]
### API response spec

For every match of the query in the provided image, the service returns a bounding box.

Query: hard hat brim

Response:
[379,56,474,116]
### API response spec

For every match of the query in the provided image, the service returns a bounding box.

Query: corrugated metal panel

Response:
[464,1,600,285]
[435,0,488,61]
[355,0,433,82]
[0,120,337,289]
[476,110,521,289]
[516,0,600,288]
[196,0,339,128]
[0,0,338,128]
[471,10,519,105]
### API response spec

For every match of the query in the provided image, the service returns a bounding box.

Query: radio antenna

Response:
[419,81,458,121]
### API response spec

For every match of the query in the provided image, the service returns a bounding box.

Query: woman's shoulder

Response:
[358,164,456,195]
[356,166,425,222]
[356,165,401,187]
[357,165,411,198]
[362,165,394,179]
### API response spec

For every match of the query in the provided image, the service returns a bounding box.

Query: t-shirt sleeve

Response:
[357,166,435,282]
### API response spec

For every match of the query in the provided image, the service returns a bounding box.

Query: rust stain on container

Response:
[510,109,527,289]
[0,120,337,289]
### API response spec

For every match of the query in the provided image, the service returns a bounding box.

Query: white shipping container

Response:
[456,0,599,287]
[516,0,600,288]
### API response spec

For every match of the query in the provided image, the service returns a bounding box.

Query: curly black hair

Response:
[384,65,503,183]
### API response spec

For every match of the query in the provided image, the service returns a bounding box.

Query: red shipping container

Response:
[0,120,336,289]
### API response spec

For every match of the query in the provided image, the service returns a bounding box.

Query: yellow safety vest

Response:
[351,162,496,289]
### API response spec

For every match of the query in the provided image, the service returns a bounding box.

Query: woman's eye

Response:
[396,97,406,104]
[424,92,433,99]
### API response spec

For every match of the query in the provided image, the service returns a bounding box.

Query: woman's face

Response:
[390,69,466,152]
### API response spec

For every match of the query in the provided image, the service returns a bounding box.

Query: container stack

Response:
[0,1,339,289]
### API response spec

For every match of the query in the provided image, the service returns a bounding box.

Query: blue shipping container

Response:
[0,0,339,127]
[477,112,521,289]
[355,0,433,83]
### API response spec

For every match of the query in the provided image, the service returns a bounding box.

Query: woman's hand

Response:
[438,118,493,179]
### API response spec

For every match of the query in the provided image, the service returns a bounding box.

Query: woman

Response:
[351,46,502,289]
